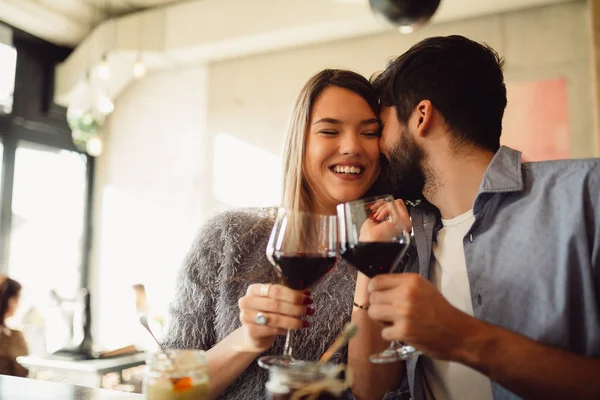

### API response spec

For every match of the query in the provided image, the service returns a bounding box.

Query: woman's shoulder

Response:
[0,328,28,355]
[194,207,276,248]
[184,207,276,271]
[201,207,276,235]
[179,208,277,302]
[0,327,23,338]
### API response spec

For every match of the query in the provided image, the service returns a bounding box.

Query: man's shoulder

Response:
[524,157,600,175]
[523,158,600,189]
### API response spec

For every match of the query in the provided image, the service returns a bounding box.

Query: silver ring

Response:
[255,312,268,325]
[260,284,271,297]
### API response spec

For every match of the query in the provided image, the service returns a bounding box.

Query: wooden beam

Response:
[589,0,600,156]
[0,0,89,46]
[35,0,98,26]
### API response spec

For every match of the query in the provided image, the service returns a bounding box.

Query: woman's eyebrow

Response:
[312,118,342,125]
[312,118,379,126]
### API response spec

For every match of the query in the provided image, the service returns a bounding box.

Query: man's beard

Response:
[380,130,426,201]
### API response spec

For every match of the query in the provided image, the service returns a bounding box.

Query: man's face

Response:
[379,106,426,201]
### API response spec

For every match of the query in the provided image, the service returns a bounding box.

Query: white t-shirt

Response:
[422,210,493,400]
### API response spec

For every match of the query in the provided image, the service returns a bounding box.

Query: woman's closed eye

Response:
[362,130,381,137]
[319,130,339,136]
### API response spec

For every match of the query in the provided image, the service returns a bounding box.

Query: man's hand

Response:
[367,272,482,363]
[367,274,600,400]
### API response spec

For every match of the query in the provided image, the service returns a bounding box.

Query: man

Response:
[367,35,600,399]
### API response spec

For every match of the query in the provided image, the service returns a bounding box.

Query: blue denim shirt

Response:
[405,146,600,400]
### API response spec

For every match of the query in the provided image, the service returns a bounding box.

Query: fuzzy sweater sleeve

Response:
[161,212,231,350]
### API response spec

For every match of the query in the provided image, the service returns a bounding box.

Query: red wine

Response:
[273,254,336,290]
[340,241,409,278]
[269,392,339,400]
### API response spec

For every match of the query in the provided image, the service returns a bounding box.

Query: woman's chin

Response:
[332,190,369,205]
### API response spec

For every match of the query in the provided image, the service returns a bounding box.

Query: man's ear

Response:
[415,100,434,138]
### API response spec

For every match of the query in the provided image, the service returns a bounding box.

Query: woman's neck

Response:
[310,198,336,216]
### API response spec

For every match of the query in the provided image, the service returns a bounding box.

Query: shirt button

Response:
[469,234,474,242]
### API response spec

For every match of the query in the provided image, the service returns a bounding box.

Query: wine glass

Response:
[258,208,338,369]
[337,195,417,363]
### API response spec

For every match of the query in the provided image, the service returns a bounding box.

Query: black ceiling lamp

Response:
[369,0,441,33]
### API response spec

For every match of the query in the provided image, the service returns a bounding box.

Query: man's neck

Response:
[424,148,495,220]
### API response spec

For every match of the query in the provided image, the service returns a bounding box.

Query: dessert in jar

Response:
[144,349,209,400]
[266,361,352,400]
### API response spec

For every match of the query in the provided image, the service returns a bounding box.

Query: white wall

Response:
[90,67,209,349]
[91,1,591,348]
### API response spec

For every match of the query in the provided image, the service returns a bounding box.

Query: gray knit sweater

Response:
[162,208,405,399]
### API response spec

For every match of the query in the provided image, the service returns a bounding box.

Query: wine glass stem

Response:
[282,329,294,358]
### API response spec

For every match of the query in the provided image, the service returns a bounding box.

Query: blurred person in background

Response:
[0,276,28,377]
[131,283,163,351]
[132,284,148,316]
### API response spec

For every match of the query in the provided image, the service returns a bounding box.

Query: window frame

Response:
[0,24,93,290]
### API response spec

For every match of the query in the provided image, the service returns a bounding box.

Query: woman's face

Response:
[5,294,19,320]
[304,86,381,213]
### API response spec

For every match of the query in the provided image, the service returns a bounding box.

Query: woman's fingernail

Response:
[303,320,311,328]
[303,297,314,305]
[306,307,315,316]
[303,290,311,296]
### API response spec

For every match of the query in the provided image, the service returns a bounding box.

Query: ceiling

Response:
[0,0,189,46]
[1,0,578,47]
[81,0,188,16]
[1,0,578,106]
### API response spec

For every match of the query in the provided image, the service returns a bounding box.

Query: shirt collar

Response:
[412,146,523,229]
[478,145,524,195]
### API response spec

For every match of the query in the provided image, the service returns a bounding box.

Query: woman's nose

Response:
[339,134,362,156]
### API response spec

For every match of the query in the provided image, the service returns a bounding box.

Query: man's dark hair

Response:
[372,35,507,152]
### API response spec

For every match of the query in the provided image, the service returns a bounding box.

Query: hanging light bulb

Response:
[98,96,114,115]
[369,0,441,33]
[133,55,146,79]
[98,53,111,80]
[86,135,103,157]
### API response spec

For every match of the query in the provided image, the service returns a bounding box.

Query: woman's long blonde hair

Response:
[281,69,380,212]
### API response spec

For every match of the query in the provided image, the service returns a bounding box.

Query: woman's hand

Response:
[359,199,412,242]
[237,284,313,353]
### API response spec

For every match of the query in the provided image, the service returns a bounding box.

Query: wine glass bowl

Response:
[258,209,338,369]
[337,195,417,363]
[272,253,336,290]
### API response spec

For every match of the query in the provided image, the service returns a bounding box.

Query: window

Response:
[0,42,17,115]
[8,142,87,303]
[0,25,93,338]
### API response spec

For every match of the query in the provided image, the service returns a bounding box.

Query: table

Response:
[0,375,143,399]
[17,353,147,388]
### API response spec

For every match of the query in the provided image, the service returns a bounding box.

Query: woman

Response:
[163,69,403,399]
[0,276,28,377]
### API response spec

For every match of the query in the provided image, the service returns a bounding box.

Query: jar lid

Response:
[147,349,207,373]
[269,361,342,381]
[268,361,351,398]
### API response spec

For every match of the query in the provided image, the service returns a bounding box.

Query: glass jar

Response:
[143,349,209,400]
[265,361,351,400]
